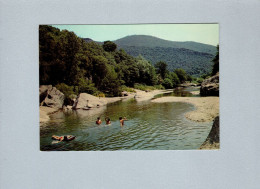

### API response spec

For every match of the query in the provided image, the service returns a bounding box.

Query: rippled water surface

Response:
[40,87,212,151]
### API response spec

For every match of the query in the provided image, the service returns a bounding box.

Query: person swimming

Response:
[105,117,111,125]
[119,117,127,126]
[96,117,102,125]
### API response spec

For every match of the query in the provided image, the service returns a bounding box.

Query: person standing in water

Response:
[119,117,127,126]
[105,117,111,125]
[96,117,102,125]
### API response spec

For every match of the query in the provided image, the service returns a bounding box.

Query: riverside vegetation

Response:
[40,25,217,104]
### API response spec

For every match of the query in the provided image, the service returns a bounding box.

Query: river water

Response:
[40,87,212,151]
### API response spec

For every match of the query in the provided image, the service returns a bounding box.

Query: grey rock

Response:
[199,116,220,149]
[39,85,64,108]
[72,93,107,110]
[200,72,219,96]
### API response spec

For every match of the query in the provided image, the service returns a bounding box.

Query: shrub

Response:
[55,83,77,105]
[78,78,98,94]
[56,83,76,98]
[121,85,136,93]
[162,78,173,89]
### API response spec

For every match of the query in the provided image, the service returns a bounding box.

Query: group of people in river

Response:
[51,117,127,142]
[96,117,127,126]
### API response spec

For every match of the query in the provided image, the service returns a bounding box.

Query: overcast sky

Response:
[52,24,219,46]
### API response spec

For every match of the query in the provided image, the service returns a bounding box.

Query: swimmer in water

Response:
[96,117,102,125]
[119,117,127,126]
[105,117,111,125]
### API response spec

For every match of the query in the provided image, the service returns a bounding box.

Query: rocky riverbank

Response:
[199,116,220,150]
[151,96,219,122]
[39,87,172,124]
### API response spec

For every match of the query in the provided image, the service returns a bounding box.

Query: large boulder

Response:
[199,116,220,149]
[72,93,107,110]
[39,85,64,109]
[200,72,219,96]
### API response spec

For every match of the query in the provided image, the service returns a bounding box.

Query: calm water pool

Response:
[40,87,212,151]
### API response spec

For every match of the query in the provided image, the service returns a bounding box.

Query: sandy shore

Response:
[134,89,172,101]
[40,106,59,124]
[151,96,219,122]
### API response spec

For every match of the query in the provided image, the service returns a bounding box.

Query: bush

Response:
[134,83,159,91]
[162,78,173,89]
[93,92,105,98]
[78,78,98,94]
[55,83,77,105]
[56,83,76,98]
[154,84,165,90]
[121,85,136,93]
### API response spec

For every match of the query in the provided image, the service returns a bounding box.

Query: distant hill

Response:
[114,35,216,55]
[122,46,214,76]
[113,35,217,77]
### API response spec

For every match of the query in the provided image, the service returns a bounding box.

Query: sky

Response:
[52,24,219,46]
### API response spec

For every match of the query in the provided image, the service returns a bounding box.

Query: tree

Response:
[100,66,121,96]
[155,61,167,79]
[162,78,173,89]
[212,44,219,75]
[174,68,187,83]
[103,41,117,52]
[92,56,108,88]
[169,72,180,87]
[136,55,157,85]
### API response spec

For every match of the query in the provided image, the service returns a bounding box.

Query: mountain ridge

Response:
[114,35,216,55]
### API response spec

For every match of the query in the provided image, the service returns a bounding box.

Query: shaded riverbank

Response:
[151,96,219,122]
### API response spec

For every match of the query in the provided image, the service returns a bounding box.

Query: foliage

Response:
[103,41,117,52]
[155,61,168,79]
[162,78,173,89]
[174,68,188,83]
[212,44,219,76]
[115,35,217,54]
[134,84,158,91]
[154,84,165,90]
[78,78,98,94]
[119,46,214,77]
[55,83,77,105]
[121,85,136,93]
[55,83,76,98]
[39,25,195,98]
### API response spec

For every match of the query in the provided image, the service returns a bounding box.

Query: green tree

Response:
[155,61,168,79]
[103,41,117,52]
[92,56,108,88]
[100,66,121,96]
[212,44,219,75]
[162,78,173,89]
[174,68,187,83]
[169,72,180,87]
[136,55,157,85]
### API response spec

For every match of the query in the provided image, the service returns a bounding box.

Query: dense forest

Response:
[114,35,216,77]
[39,25,216,101]
[119,46,214,77]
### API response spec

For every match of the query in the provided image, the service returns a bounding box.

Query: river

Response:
[40,87,212,151]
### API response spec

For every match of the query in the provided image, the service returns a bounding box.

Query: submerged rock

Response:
[199,116,220,150]
[200,72,219,96]
[40,85,64,109]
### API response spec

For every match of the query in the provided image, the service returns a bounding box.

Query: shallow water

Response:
[40,87,212,151]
